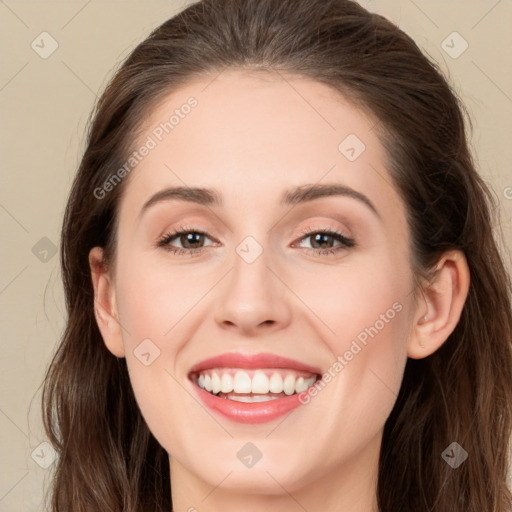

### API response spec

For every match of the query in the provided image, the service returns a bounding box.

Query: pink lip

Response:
[188,352,322,424]
[188,352,322,374]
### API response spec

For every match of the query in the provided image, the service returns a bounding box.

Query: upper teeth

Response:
[195,369,317,396]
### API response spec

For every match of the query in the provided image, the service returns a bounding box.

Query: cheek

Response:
[299,249,412,417]
[114,255,207,344]
[297,246,412,350]
[112,256,215,447]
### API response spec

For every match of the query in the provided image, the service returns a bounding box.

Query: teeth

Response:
[211,372,221,394]
[220,373,233,393]
[251,371,269,394]
[295,376,308,393]
[203,374,212,392]
[227,394,279,403]
[269,373,283,393]
[283,374,296,395]
[233,370,252,393]
[195,368,317,397]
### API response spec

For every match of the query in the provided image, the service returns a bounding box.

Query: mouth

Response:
[191,368,319,402]
[188,353,322,423]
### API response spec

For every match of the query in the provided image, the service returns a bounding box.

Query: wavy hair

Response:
[42,0,512,510]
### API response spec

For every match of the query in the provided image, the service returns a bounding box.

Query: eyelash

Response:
[156,224,356,257]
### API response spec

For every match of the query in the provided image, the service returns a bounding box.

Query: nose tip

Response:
[219,302,279,334]
[213,256,291,335]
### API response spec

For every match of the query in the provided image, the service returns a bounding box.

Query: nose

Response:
[213,242,292,336]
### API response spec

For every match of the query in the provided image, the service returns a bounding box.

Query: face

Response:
[96,70,419,496]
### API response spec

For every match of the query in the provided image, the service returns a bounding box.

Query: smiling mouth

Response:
[190,368,319,403]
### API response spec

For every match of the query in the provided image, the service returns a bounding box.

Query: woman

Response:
[42,0,512,510]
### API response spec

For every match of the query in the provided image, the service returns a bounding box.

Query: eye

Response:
[156,225,217,257]
[293,226,355,256]
[156,224,355,257]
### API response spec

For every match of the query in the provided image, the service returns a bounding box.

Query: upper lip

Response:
[188,352,322,376]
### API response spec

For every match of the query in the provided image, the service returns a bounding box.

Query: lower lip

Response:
[192,383,306,424]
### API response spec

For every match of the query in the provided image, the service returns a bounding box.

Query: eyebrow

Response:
[138,183,380,219]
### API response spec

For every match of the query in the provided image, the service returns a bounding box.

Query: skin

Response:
[89,69,470,512]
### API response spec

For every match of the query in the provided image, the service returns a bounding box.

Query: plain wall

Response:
[0,1,511,510]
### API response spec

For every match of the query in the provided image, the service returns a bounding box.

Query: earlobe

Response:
[88,246,125,358]
[407,250,470,359]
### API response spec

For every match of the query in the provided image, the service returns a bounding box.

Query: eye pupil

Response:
[311,233,332,249]
[182,232,204,249]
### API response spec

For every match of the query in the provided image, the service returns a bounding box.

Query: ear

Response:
[89,246,125,358]
[407,250,470,359]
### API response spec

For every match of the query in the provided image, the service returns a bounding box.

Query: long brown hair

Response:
[42,0,512,510]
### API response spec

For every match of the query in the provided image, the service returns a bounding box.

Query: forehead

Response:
[117,69,404,227]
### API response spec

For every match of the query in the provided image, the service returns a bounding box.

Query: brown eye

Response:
[156,226,215,256]
[294,227,355,256]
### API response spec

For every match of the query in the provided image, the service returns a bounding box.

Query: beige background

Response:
[1,1,511,510]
